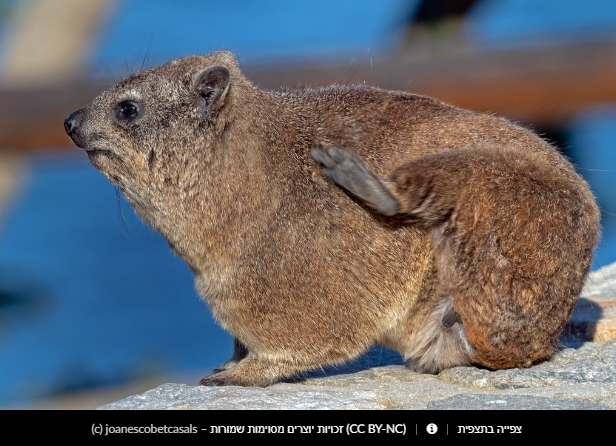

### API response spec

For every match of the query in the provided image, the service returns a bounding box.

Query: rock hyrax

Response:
[64,51,600,386]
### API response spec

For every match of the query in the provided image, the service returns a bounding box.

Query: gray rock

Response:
[99,262,616,410]
[582,261,616,300]
[99,339,616,410]
[566,262,616,342]
[98,383,385,410]
[438,339,616,389]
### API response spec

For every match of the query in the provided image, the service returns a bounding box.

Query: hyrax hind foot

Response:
[311,147,400,216]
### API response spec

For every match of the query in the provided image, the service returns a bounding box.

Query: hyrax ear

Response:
[193,66,230,119]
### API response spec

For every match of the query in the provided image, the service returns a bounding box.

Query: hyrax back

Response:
[64,51,600,386]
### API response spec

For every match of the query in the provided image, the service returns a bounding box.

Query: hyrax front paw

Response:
[199,369,265,387]
[199,356,292,387]
[312,146,400,216]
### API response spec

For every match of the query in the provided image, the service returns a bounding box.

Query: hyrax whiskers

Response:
[64,51,600,386]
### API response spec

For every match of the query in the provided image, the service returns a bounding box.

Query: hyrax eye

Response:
[116,101,141,121]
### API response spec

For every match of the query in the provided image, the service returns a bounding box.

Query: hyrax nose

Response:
[64,109,83,136]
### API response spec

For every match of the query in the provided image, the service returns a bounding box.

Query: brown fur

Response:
[64,51,600,386]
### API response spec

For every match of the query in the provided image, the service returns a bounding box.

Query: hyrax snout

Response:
[65,51,600,386]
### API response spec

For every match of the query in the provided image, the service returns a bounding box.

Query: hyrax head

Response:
[63,52,239,213]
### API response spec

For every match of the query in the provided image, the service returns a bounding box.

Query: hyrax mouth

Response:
[85,148,111,156]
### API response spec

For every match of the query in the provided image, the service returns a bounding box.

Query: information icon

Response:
[426,424,438,434]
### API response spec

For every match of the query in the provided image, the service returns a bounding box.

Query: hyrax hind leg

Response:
[312,145,599,372]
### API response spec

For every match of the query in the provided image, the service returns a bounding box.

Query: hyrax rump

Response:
[64,51,599,386]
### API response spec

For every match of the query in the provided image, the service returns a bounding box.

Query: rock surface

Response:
[569,261,616,342]
[99,263,616,410]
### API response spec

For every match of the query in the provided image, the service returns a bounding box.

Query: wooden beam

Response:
[243,40,616,125]
[2,40,616,152]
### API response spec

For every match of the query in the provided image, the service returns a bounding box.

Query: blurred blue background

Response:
[0,0,615,408]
